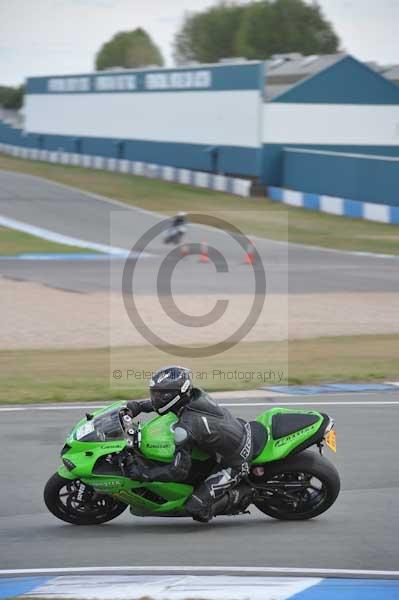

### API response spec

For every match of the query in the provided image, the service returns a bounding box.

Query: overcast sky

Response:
[0,0,398,86]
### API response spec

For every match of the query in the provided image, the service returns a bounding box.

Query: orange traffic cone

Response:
[199,241,209,263]
[180,244,189,257]
[244,241,256,265]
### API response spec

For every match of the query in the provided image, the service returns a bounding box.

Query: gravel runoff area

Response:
[2,277,399,349]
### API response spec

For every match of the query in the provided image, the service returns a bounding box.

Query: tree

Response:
[236,0,340,58]
[173,0,340,65]
[95,28,164,71]
[0,85,24,110]
[174,4,246,65]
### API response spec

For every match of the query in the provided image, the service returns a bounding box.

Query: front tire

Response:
[252,451,340,520]
[44,473,127,525]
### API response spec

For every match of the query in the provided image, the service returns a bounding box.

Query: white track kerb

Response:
[268,185,399,226]
[1,568,399,600]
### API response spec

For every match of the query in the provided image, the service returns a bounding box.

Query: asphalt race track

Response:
[1,171,398,573]
[1,392,398,571]
[1,170,399,295]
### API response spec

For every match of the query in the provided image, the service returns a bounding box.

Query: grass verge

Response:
[1,334,398,404]
[0,154,398,255]
[0,225,98,255]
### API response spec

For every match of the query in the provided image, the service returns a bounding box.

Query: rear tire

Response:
[44,473,127,525]
[253,451,340,520]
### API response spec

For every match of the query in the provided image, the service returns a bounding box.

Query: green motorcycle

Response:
[44,401,340,525]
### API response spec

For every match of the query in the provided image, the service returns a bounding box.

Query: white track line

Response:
[223,400,399,406]
[1,566,399,578]
[0,214,129,256]
[1,400,399,412]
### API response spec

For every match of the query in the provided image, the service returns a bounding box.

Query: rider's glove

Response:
[126,400,141,418]
[119,451,150,480]
[126,462,150,481]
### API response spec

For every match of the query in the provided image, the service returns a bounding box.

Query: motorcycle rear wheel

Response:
[253,450,340,520]
[44,473,128,525]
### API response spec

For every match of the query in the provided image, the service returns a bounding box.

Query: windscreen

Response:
[74,408,125,442]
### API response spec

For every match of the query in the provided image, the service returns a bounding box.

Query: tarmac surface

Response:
[1,169,398,295]
[1,392,398,571]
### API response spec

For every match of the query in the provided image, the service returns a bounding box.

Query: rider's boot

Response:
[185,468,237,522]
[185,493,214,522]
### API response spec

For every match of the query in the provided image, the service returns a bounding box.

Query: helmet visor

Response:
[150,389,176,412]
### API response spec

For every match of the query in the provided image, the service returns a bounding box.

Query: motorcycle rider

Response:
[172,212,187,228]
[124,365,253,522]
[163,212,187,245]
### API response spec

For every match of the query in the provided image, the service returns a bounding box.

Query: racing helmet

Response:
[149,366,192,414]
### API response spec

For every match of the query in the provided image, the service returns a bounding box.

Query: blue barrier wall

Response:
[261,143,399,187]
[0,121,44,149]
[0,120,260,176]
[0,121,24,145]
[282,148,399,207]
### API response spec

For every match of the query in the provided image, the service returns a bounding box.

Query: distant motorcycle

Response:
[163,224,187,245]
[44,401,340,525]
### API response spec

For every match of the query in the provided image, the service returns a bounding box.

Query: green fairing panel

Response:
[140,413,209,462]
[140,413,177,462]
[58,465,76,480]
[58,458,193,514]
[118,488,191,515]
[146,481,193,501]
[58,438,127,478]
[82,476,193,514]
[252,407,324,464]
[59,402,128,479]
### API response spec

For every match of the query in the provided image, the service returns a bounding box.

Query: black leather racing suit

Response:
[172,215,186,228]
[126,388,253,518]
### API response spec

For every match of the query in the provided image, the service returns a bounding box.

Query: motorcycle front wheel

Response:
[252,451,340,520]
[44,473,128,525]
